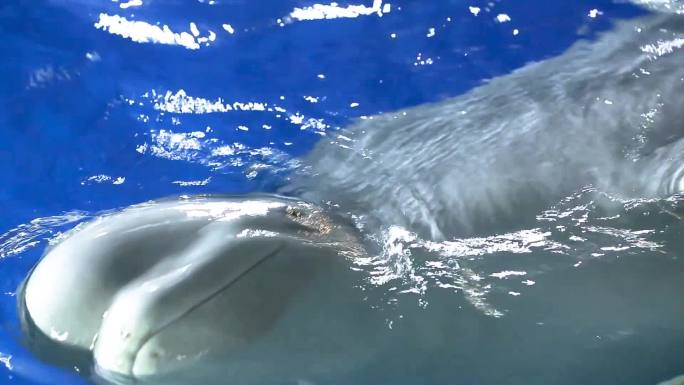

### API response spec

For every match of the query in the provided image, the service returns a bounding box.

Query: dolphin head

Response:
[19,195,365,382]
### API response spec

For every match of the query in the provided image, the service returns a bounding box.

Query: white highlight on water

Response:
[287,0,389,22]
[94,14,215,50]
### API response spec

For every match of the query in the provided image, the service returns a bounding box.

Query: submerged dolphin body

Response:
[19,7,684,385]
[659,375,684,385]
[284,13,684,239]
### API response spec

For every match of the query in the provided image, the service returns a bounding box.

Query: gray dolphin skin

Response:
[659,375,684,385]
[284,12,684,239]
[20,195,370,383]
[18,3,684,385]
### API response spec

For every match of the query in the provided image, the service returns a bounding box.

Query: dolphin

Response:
[659,375,684,385]
[283,12,684,239]
[20,195,373,383]
[18,6,684,385]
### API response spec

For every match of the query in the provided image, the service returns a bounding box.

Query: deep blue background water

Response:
[0,0,648,383]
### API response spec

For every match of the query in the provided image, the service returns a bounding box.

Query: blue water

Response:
[0,0,664,384]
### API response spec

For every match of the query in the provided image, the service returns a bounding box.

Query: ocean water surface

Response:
[1,0,684,384]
